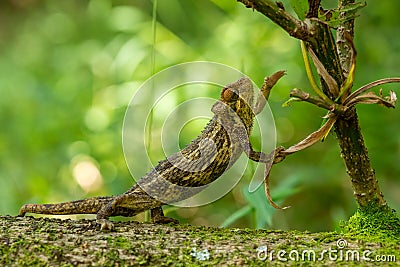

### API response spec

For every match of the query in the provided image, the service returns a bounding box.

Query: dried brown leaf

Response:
[308,48,339,96]
[283,115,337,155]
[343,78,400,106]
[264,161,290,210]
[346,91,396,108]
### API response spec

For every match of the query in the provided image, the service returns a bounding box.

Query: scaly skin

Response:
[19,71,285,230]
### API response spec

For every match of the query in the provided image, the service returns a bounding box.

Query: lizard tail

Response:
[19,196,114,216]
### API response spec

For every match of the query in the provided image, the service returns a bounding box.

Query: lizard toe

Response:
[152,216,178,224]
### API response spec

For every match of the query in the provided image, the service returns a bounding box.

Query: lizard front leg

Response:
[229,125,271,164]
[247,71,286,162]
[246,145,286,164]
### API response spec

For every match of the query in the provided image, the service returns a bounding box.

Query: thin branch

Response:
[306,0,321,18]
[254,70,286,114]
[336,0,356,76]
[237,0,311,40]
[289,88,332,110]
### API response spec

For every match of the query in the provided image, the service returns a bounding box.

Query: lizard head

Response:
[218,77,254,112]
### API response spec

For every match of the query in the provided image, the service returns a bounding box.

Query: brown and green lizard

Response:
[19,71,285,230]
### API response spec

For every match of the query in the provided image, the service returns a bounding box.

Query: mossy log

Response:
[0,216,398,266]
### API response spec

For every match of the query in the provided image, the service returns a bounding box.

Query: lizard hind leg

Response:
[96,190,163,230]
[96,191,177,230]
[150,207,178,224]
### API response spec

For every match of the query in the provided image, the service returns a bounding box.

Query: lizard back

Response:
[132,77,256,204]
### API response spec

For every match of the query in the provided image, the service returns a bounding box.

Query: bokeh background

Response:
[1,0,399,232]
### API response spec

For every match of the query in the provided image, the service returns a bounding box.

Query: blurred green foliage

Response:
[1,0,399,232]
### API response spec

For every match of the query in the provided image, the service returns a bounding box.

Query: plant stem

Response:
[238,0,388,208]
[334,0,386,207]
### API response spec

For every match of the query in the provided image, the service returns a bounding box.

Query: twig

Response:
[289,88,332,110]
[237,0,311,40]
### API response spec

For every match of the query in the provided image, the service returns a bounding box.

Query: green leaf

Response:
[301,41,332,104]
[220,205,253,228]
[243,186,275,228]
[282,97,302,107]
[290,0,309,20]
[319,2,366,28]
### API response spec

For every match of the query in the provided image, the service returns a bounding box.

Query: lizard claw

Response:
[98,219,114,231]
[152,215,178,224]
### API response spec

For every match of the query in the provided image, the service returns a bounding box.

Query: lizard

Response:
[19,70,285,230]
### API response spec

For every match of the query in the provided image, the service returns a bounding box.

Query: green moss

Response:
[341,202,400,241]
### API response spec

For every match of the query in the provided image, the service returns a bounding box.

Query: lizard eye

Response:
[221,87,239,102]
